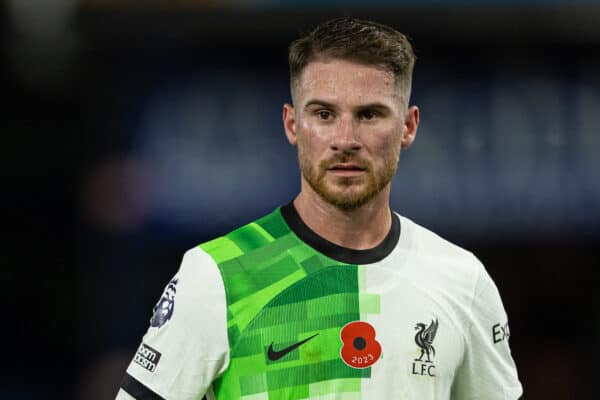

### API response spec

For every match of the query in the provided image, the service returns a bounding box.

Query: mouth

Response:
[327,163,366,176]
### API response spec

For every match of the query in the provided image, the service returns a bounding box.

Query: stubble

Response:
[298,147,399,212]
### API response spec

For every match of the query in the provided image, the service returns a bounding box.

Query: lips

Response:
[327,163,367,178]
[328,163,366,171]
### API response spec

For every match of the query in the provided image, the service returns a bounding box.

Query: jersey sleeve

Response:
[451,260,523,400]
[117,247,230,400]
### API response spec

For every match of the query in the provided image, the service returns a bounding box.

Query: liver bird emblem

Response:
[414,319,439,363]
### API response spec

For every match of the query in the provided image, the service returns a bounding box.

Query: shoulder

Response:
[397,213,483,272]
[393,213,492,317]
[198,207,292,266]
[394,214,511,336]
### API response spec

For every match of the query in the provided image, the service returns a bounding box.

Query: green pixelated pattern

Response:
[199,208,381,399]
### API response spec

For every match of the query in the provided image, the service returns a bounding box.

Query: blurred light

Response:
[133,74,296,231]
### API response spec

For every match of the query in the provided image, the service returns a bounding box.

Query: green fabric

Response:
[199,208,380,399]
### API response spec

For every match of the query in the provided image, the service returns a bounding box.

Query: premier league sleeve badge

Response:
[150,278,179,328]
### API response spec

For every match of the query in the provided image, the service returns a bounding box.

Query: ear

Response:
[401,105,419,149]
[283,103,297,146]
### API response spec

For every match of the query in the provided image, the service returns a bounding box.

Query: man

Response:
[117,17,522,400]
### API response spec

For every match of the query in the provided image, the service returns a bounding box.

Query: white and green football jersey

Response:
[117,203,522,400]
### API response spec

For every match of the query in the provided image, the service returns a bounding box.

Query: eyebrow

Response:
[303,99,337,110]
[303,99,392,112]
[356,102,392,112]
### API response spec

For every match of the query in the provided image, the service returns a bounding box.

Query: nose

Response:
[330,115,361,153]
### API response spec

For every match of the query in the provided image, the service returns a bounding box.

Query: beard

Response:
[298,149,399,212]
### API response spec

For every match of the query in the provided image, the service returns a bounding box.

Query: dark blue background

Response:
[3,2,599,399]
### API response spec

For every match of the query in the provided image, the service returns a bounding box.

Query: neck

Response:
[293,182,392,250]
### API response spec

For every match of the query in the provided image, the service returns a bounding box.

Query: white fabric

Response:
[359,215,521,399]
[116,388,136,400]
[122,248,229,399]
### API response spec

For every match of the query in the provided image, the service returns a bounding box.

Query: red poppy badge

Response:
[340,321,382,369]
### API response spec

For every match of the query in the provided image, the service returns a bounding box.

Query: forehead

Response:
[296,59,401,106]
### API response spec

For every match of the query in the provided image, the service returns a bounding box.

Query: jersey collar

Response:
[280,201,401,265]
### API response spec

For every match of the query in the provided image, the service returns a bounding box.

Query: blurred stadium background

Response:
[3,0,600,399]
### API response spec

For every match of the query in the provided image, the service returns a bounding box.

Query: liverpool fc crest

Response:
[412,319,439,377]
[414,318,439,362]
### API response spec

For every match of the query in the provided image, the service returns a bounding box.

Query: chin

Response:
[321,187,377,211]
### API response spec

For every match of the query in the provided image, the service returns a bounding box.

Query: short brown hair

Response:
[288,17,416,102]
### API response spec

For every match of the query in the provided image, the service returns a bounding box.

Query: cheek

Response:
[298,119,320,140]
[298,117,312,132]
[297,121,329,151]
[298,114,338,141]
[366,128,402,153]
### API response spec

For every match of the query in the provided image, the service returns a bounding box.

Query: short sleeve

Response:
[118,247,230,400]
[451,262,523,400]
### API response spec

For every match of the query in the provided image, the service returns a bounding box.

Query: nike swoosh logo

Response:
[267,333,319,361]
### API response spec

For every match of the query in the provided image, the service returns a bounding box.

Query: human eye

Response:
[316,109,334,120]
[358,109,378,121]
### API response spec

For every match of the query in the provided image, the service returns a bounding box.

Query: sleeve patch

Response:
[492,322,510,344]
[133,343,162,372]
